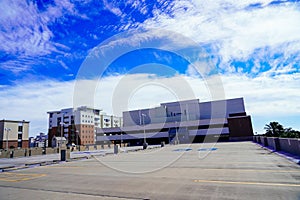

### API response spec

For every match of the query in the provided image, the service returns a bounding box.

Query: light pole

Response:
[141,113,147,149]
[175,121,179,145]
[120,132,123,147]
[76,130,79,146]
[4,128,11,150]
[60,122,66,150]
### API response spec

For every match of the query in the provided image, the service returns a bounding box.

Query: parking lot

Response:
[0,142,299,200]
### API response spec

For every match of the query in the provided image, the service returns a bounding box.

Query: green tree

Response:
[264,122,300,138]
[264,122,284,137]
[282,128,300,138]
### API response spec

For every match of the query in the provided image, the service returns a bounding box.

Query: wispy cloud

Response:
[0,0,86,75]
[0,0,69,57]
[103,0,123,17]
[138,0,300,75]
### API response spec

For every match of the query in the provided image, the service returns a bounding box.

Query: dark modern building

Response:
[96,98,253,146]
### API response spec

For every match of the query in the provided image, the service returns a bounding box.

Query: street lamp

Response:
[60,122,67,150]
[4,128,11,150]
[175,121,179,145]
[120,132,123,147]
[76,130,79,146]
[141,113,147,149]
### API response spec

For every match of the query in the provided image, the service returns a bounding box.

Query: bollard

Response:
[114,144,119,154]
[10,151,14,158]
[143,142,148,150]
[66,149,70,160]
[61,149,66,161]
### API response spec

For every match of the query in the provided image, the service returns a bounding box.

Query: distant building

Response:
[0,119,30,149]
[47,106,122,147]
[29,133,48,148]
[35,133,48,148]
[96,98,253,145]
[51,136,67,148]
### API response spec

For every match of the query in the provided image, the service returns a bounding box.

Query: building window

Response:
[18,126,23,132]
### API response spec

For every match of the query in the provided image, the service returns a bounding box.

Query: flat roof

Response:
[0,119,30,123]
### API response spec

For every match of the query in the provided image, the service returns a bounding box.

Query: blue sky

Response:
[0,0,299,136]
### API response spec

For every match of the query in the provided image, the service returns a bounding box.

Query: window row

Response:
[81,120,94,123]
[81,130,94,133]
[82,114,93,118]
[81,135,93,138]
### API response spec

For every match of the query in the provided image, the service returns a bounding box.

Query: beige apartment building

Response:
[0,120,30,149]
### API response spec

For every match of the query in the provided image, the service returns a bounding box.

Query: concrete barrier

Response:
[257,136,261,144]
[79,145,87,151]
[264,137,268,146]
[254,136,300,156]
[30,148,43,156]
[278,138,300,156]
[0,150,10,158]
[253,136,257,143]
[0,147,60,158]
[13,149,26,158]
[266,137,280,151]
[46,148,58,155]
[259,136,264,145]
[88,145,94,151]
[266,137,275,150]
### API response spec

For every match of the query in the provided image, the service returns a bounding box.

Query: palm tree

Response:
[264,122,284,137]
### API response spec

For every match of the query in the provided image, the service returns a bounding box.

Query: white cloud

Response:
[1,71,299,136]
[138,0,300,73]
[103,0,123,16]
[0,0,81,58]
[0,80,74,136]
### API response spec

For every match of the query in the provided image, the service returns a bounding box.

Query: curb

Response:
[0,165,16,172]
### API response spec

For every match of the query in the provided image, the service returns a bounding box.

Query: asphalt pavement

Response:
[0,142,299,200]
